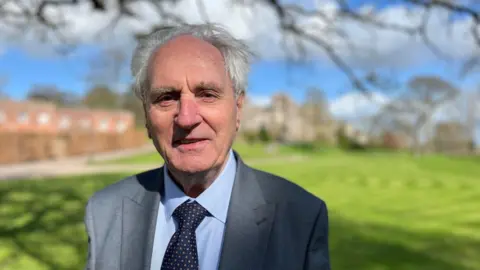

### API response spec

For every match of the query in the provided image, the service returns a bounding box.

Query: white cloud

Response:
[329,90,480,120]
[329,90,480,142]
[328,91,390,119]
[248,94,272,107]
[247,87,479,125]
[317,4,480,70]
[1,0,479,71]
[328,90,480,145]
[432,90,480,122]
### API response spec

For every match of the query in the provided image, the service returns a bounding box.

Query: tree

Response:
[84,45,130,107]
[27,85,80,107]
[121,88,145,127]
[258,125,272,143]
[335,123,366,151]
[1,1,479,96]
[83,85,120,109]
[242,130,259,144]
[373,75,460,155]
[85,45,128,87]
[336,125,351,150]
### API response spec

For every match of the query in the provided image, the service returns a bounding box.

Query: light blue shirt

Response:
[149,150,237,270]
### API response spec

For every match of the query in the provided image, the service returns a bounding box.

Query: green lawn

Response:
[1,150,479,270]
[95,141,333,164]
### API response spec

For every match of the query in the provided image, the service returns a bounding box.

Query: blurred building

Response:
[0,100,134,134]
[0,100,58,134]
[433,121,474,155]
[240,93,340,143]
[0,100,145,164]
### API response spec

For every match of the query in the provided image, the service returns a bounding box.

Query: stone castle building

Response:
[240,92,340,144]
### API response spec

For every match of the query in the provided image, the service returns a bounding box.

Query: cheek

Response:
[148,110,173,138]
[202,106,237,134]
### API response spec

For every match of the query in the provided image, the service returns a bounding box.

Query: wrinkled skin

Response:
[144,35,244,196]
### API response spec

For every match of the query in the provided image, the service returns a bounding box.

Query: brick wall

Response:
[0,100,146,164]
[0,129,147,164]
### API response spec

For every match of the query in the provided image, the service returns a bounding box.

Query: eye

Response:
[159,94,174,101]
[154,92,178,106]
[197,88,219,101]
[202,91,216,98]
[201,92,217,102]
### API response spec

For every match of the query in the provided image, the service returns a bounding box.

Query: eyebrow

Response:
[196,81,221,90]
[149,86,178,95]
[150,81,222,95]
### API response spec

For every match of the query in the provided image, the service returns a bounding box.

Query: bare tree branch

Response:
[407,0,480,47]
[374,75,461,154]
[1,0,479,95]
[289,24,372,94]
[417,7,453,62]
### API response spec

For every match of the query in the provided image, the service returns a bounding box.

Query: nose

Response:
[175,96,201,129]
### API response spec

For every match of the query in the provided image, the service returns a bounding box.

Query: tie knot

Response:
[173,201,209,230]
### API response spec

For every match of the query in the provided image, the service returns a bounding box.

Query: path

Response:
[0,149,307,181]
[0,144,155,181]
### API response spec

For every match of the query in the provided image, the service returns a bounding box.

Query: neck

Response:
[168,153,230,198]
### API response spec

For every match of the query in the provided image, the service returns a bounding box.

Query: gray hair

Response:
[130,23,253,102]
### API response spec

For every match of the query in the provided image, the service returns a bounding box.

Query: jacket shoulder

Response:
[86,167,162,206]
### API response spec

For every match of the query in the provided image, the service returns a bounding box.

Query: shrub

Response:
[336,127,351,149]
[336,127,368,152]
[242,131,258,144]
[258,126,272,143]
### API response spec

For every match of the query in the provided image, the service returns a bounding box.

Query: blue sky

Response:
[1,46,476,103]
[0,0,478,110]
[0,47,372,101]
[1,0,478,143]
[1,48,89,99]
[0,0,478,146]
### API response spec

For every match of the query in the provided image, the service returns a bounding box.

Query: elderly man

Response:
[83,23,330,270]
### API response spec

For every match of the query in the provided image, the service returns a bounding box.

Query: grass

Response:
[1,148,479,270]
[95,141,333,164]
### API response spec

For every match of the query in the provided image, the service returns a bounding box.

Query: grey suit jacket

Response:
[84,152,330,270]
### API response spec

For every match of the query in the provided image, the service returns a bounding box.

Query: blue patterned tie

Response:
[161,200,209,270]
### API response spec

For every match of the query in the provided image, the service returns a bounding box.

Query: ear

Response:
[235,92,245,131]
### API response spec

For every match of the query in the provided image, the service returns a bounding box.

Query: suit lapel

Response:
[121,168,163,270]
[218,155,276,270]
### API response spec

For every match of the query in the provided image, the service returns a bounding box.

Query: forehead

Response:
[147,35,228,86]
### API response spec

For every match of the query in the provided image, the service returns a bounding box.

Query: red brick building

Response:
[0,100,135,134]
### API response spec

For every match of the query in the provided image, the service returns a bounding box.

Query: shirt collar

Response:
[162,149,237,224]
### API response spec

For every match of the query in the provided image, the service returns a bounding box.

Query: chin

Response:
[176,159,211,173]
[167,149,220,174]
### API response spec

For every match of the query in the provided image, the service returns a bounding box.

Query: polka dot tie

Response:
[160,200,209,270]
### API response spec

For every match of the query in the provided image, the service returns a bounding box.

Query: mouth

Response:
[173,138,208,147]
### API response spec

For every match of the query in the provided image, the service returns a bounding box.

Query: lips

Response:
[173,138,208,146]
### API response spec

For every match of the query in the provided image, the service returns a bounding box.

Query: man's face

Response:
[145,35,244,175]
